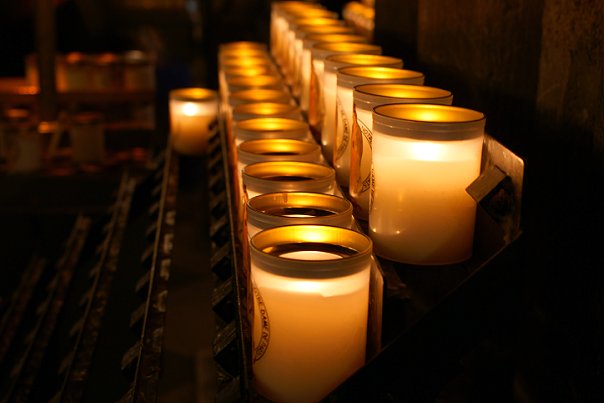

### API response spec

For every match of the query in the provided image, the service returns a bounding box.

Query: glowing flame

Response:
[181,102,200,116]
[410,141,444,161]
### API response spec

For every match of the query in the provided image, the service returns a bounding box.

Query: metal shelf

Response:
[0,149,178,403]
[207,106,525,402]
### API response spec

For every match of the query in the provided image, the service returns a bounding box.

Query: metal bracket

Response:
[467,134,524,244]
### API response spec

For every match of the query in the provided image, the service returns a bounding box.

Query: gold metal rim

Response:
[248,192,352,218]
[170,87,217,102]
[355,84,451,102]
[250,225,372,278]
[324,54,402,71]
[235,117,308,132]
[374,103,483,124]
[243,161,333,179]
[239,138,319,156]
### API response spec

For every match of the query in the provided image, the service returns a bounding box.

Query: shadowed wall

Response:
[375,0,604,400]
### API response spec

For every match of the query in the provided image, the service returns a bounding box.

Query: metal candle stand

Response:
[207,96,524,401]
[0,152,178,403]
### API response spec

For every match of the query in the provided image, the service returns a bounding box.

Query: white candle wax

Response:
[251,252,369,403]
[170,94,217,155]
[370,133,483,264]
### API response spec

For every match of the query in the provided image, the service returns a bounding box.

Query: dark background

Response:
[373,1,604,401]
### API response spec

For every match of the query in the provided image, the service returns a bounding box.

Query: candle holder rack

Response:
[0,149,178,403]
[208,100,524,401]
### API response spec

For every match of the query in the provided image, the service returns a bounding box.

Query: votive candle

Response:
[370,104,484,265]
[169,88,218,155]
[350,83,452,219]
[322,54,402,170]
[250,224,372,403]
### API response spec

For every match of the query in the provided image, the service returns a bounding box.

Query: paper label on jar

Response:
[359,118,372,193]
[335,95,349,163]
[308,66,321,130]
[370,164,375,211]
[253,282,270,363]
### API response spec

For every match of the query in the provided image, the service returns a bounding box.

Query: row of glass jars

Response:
[212,2,487,401]
[218,38,372,403]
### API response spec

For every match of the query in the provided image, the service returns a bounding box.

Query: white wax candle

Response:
[370,134,483,264]
[169,92,217,155]
[251,254,369,403]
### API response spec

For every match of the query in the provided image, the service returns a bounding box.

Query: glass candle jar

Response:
[323,54,403,167]
[219,56,274,92]
[270,1,324,58]
[242,161,335,200]
[274,6,333,67]
[219,53,272,80]
[237,138,321,176]
[285,17,343,84]
[59,52,90,92]
[219,54,272,71]
[4,122,42,173]
[219,50,270,78]
[226,89,293,143]
[247,192,353,239]
[300,34,369,114]
[219,61,275,105]
[90,53,121,92]
[231,103,303,150]
[343,1,375,40]
[291,25,354,98]
[228,89,292,110]
[233,117,309,147]
[69,112,105,164]
[370,104,484,265]
[350,84,452,219]
[336,67,425,190]
[169,88,218,155]
[121,50,155,91]
[219,41,267,55]
[250,224,372,403]
[309,42,381,142]
[226,75,285,99]
[276,8,337,68]
[232,102,302,123]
